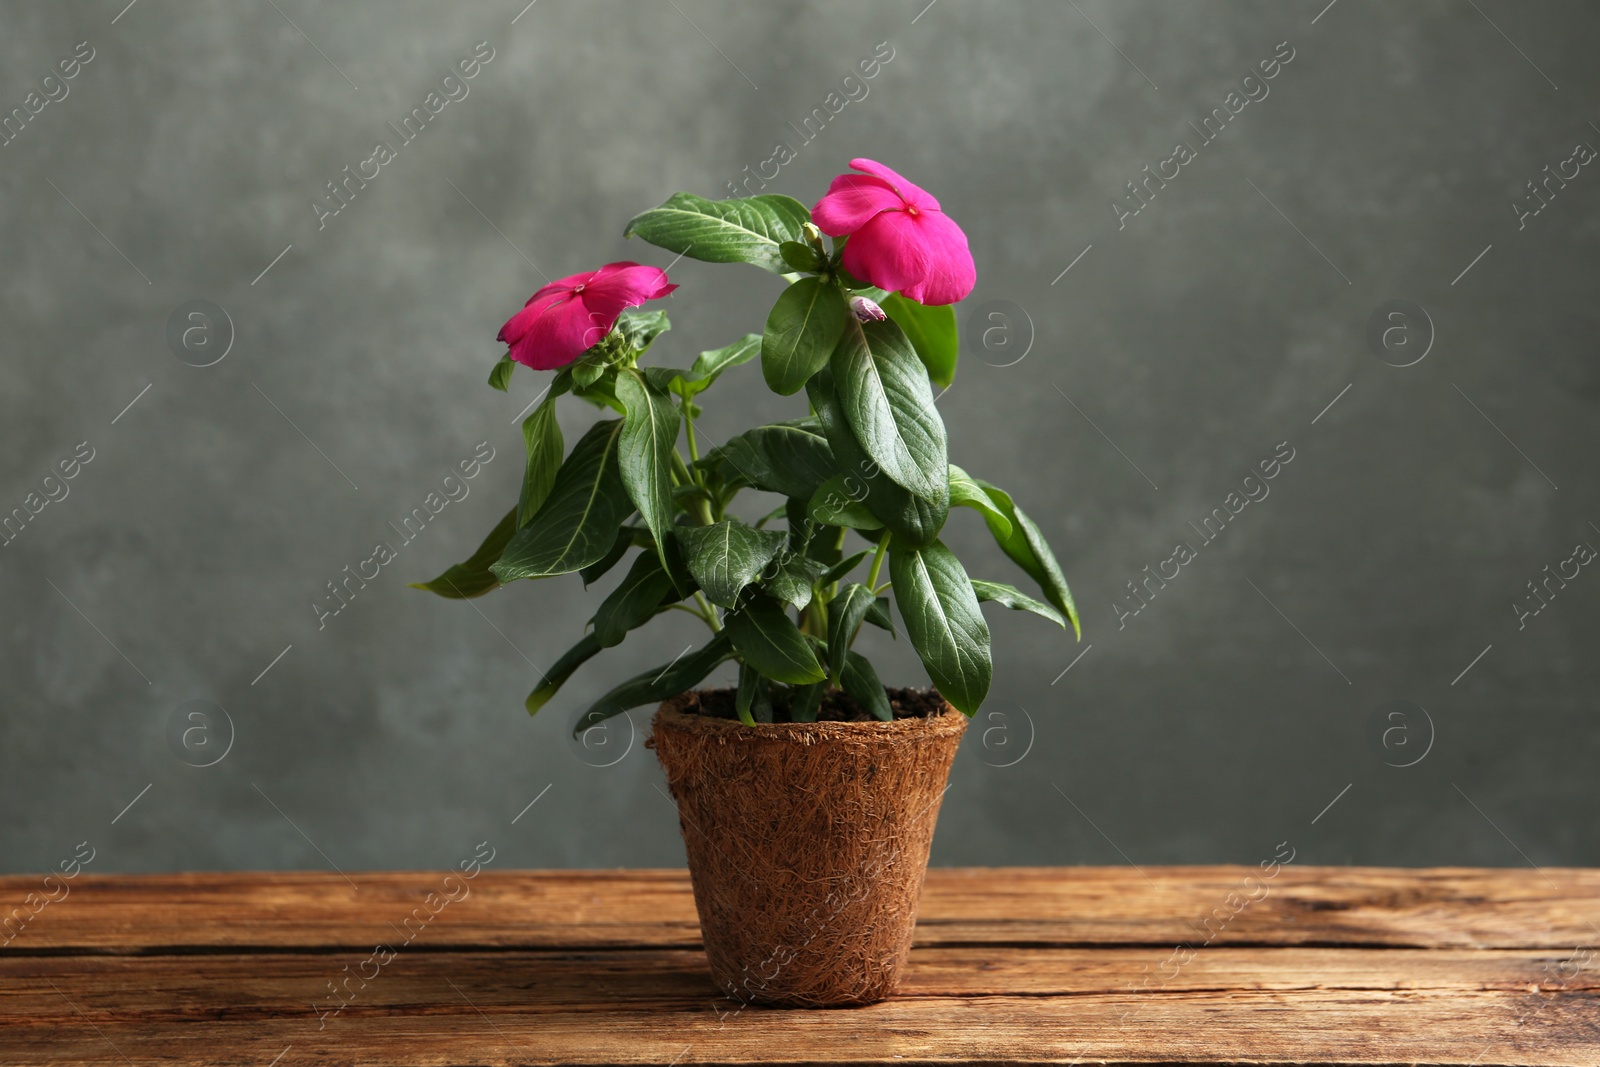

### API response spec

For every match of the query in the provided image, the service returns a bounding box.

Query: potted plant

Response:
[416,159,1079,1006]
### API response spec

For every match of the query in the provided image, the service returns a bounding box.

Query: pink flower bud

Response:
[849,295,887,322]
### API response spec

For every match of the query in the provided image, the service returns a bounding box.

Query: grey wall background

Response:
[2,0,1596,877]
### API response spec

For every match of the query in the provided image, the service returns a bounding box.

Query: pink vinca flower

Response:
[498,261,677,370]
[811,158,976,306]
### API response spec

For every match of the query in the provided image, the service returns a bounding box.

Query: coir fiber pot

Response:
[647,689,967,1007]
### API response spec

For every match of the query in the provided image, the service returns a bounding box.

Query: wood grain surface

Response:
[0,867,1595,1065]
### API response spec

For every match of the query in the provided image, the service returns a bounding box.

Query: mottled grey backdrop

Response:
[2,0,1596,876]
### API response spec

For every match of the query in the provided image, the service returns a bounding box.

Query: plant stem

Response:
[866,535,889,589]
[684,410,700,463]
[693,591,722,631]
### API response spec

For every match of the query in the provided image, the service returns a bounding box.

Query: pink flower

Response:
[498,262,677,370]
[811,158,976,306]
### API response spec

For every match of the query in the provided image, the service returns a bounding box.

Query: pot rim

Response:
[649,688,968,746]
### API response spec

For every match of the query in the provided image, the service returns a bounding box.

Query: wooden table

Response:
[1,867,1595,1065]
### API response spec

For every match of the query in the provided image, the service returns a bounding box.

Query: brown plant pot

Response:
[647,689,967,1007]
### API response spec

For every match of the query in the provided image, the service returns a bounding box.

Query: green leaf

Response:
[809,474,884,531]
[574,632,733,736]
[972,478,1080,640]
[615,372,681,571]
[787,680,827,723]
[488,355,515,392]
[840,650,892,722]
[580,526,641,586]
[806,369,947,547]
[518,398,564,527]
[764,553,828,612]
[736,661,772,725]
[674,520,788,608]
[762,277,849,395]
[591,550,678,647]
[779,240,825,273]
[881,293,958,389]
[866,596,895,635]
[724,593,825,684]
[819,548,871,586]
[622,192,812,274]
[409,507,517,599]
[525,632,602,716]
[890,538,992,715]
[971,578,1067,629]
[947,464,1011,538]
[492,420,633,581]
[830,317,949,501]
[569,335,623,388]
[691,332,761,379]
[614,308,670,352]
[826,582,878,685]
[709,423,836,501]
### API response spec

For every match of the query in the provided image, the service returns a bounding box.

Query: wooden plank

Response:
[3,867,1596,953]
[1,947,1596,1017]
[0,988,1594,1066]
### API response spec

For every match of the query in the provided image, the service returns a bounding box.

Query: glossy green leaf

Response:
[724,593,825,684]
[615,372,681,570]
[971,578,1067,629]
[518,398,564,527]
[890,538,992,715]
[736,660,773,725]
[787,680,827,723]
[408,507,516,599]
[622,192,811,274]
[580,526,641,586]
[590,550,678,647]
[840,650,892,722]
[830,317,948,501]
[764,553,828,612]
[614,308,670,352]
[881,292,958,389]
[972,478,1080,640]
[779,240,825,273]
[492,420,633,581]
[674,520,788,608]
[488,355,515,392]
[573,632,732,736]
[709,422,836,501]
[826,582,878,685]
[809,474,884,531]
[819,548,872,586]
[762,277,849,395]
[807,369,947,546]
[947,464,1011,538]
[866,596,895,635]
[677,333,761,397]
[525,632,602,716]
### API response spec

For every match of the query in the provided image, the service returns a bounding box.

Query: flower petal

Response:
[498,288,568,344]
[580,262,678,318]
[897,210,975,305]
[848,158,941,212]
[506,294,608,370]
[839,209,931,295]
[811,174,904,235]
